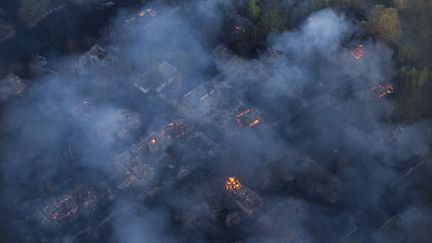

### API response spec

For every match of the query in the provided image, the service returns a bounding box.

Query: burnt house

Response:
[226,178,263,215]
[112,139,162,191]
[131,61,183,100]
[37,185,110,227]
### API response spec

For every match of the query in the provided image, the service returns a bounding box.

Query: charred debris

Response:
[6,44,424,243]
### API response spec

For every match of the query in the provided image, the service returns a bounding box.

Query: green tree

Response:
[308,0,330,12]
[248,0,261,20]
[399,66,430,88]
[258,8,284,32]
[368,5,401,43]
[397,66,431,120]
[398,44,420,64]
[393,0,409,10]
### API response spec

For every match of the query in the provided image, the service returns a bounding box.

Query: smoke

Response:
[0,1,430,243]
[110,200,175,243]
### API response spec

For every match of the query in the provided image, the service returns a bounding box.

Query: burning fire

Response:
[249,118,261,127]
[236,108,251,118]
[150,136,157,145]
[225,177,242,193]
[369,82,395,99]
[45,195,79,222]
[352,44,364,60]
[138,8,157,17]
[161,121,186,139]
[79,190,98,209]
[235,108,261,128]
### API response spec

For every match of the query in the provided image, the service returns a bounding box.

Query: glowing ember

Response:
[236,108,251,118]
[138,8,157,17]
[379,83,395,98]
[118,161,155,189]
[41,194,79,223]
[225,177,242,192]
[150,136,157,144]
[40,187,102,224]
[369,82,395,99]
[161,121,186,139]
[235,108,261,128]
[248,118,261,127]
[352,44,364,60]
[79,190,98,209]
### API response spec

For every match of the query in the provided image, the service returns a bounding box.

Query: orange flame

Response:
[161,121,186,139]
[378,83,394,98]
[235,108,261,128]
[369,82,395,99]
[236,108,251,118]
[138,8,157,17]
[352,44,364,60]
[248,118,261,127]
[225,177,242,192]
[235,109,250,126]
[150,136,157,145]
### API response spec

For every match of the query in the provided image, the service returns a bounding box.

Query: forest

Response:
[1,0,431,120]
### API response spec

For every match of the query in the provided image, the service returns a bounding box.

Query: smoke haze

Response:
[0,1,430,243]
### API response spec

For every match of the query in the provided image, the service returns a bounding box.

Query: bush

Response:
[393,0,409,10]
[397,66,432,120]
[367,5,401,43]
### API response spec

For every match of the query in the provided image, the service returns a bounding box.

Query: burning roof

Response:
[113,140,160,190]
[160,120,189,140]
[123,7,158,30]
[40,194,79,224]
[352,44,365,60]
[146,132,172,153]
[235,107,261,128]
[138,8,157,17]
[144,118,196,153]
[369,82,395,99]
[225,177,242,192]
[38,187,106,226]
[225,177,263,215]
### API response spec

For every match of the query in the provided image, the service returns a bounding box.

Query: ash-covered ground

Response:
[1,1,432,243]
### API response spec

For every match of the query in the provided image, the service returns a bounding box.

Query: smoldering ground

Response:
[0,1,431,243]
